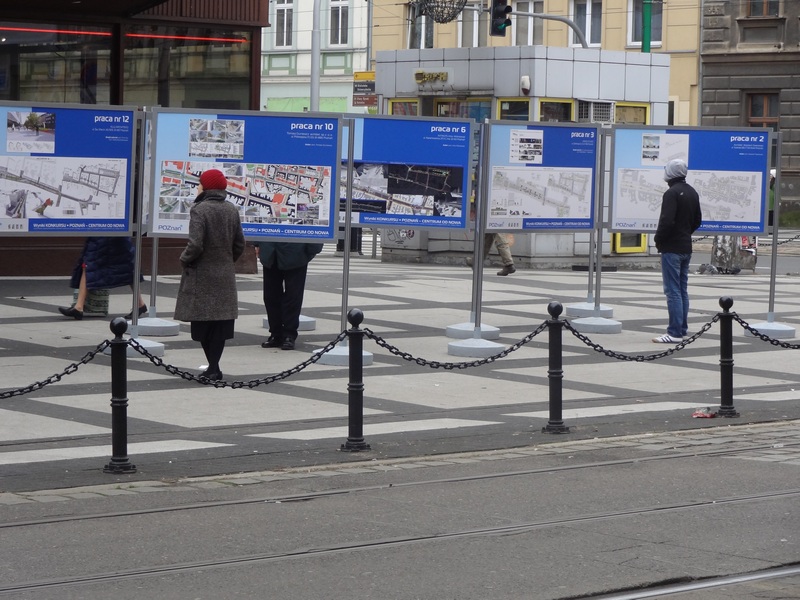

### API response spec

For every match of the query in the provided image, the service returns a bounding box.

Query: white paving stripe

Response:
[0,408,109,442]
[0,440,233,466]
[249,418,502,440]
[507,402,701,420]
[736,391,800,402]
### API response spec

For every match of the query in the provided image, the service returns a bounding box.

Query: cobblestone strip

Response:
[3,421,800,506]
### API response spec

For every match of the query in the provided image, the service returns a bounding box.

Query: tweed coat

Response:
[174,190,245,322]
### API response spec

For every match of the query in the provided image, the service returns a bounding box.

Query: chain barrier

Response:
[0,340,112,399]
[363,322,549,369]
[756,232,800,247]
[733,314,800,349]
[126,332,349,389]
[694,231,800,247]
[5,310,800,401]
[562,315,721,361]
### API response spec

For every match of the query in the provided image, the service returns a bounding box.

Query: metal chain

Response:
[733,314,800,349]
[0,340,112,399]
[693,233,800,247]
[6,312,799,401]
[127,332,349,388]
[362,322,549,369]
[756,232,800,247]
[562,315,720,361]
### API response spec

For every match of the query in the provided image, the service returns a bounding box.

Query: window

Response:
[514,1,544,46]
[629,0,662,46]
[330,0,349,45]
[615,103,648,124]
[459,1,487,47]
[748,0,779,17]
[572,0,602,45]
[409,10,434,49]
[436,99,491,121]
[748,93,779,131]
[539,100,573,122]
[499,100,530,120]
[390,100,419,116]
[275,0,293,47]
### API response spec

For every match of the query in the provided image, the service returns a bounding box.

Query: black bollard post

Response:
[341,308,371,452]
[104,317,137,473]
[543,301,570,434]
[716,296,740,418]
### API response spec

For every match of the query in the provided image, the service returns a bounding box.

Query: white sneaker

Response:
[652,334,682,344]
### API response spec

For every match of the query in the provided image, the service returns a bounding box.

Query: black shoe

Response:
[199,369,223,381]
[58,306,83,320]
[281,338,295,351]
[125,305,147,320]
[261,336,282,348]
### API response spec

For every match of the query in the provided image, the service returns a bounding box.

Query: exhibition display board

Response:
[148,108,341,241]
[484,121,601,232]
[610,126,772,234]
[339,115,473,230]
[0,102,137,236]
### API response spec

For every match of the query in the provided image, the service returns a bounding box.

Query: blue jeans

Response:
[661,252,691,338]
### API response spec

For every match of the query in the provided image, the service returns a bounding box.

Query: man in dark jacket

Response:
[652,159,702,344]
[258,241,324,350]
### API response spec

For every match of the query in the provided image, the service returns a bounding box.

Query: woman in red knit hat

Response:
[174,169,245,381]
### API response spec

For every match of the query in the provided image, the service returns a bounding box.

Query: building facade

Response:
[260,0,372,113]
[370,0,700,126]
[0,0,268,276]
[700,0,793,215]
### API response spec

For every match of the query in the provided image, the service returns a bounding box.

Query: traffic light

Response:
[490,0,512,37]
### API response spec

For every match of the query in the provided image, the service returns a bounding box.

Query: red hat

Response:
[199,169,227,191]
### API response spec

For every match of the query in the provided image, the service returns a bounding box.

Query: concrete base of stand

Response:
[745,321,796,339]
[447,337,505,358]
[445,322,500,340]
[263,315,316,331]
[314,344,373,366]
[130,317,180,337]
[566,302,614,319]
[103,336,165,358]
[570,316,623,334]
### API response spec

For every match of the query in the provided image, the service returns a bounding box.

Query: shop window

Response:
[629,0,662,46]
[436,99,491,121]
[0,23,112,104]
[748,0,779,16]
[499,100,530,121]
[390,100,419,116]
[615,103,648,124]
[539,100,573,122]
[514,1,544,46]
[124,25,251,109]
[572,0,602,45]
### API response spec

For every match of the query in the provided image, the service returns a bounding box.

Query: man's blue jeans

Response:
[661,252,691,338]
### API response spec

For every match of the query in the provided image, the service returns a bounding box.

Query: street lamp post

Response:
[310,0,320,111]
